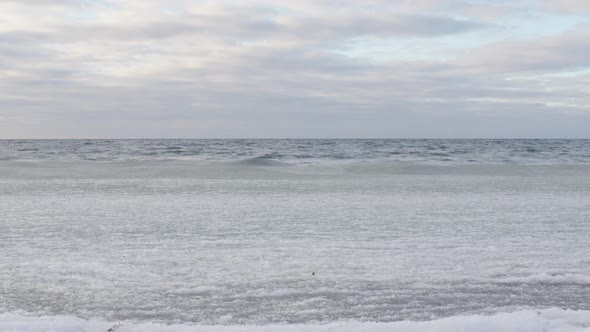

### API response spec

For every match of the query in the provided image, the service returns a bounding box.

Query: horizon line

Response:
[1,138,589,140]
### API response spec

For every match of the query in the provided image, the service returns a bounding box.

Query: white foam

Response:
[2,308,590,332]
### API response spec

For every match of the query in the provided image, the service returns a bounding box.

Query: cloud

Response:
[461,27,590,73]
[542,0,590,14]
[0,0,589,138]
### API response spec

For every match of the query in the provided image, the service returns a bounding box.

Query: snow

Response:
[2,308,590,332]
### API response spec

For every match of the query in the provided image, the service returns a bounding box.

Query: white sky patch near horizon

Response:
[0,0,589,138]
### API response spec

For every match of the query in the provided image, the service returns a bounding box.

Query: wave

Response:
[236,154,291,166]
[1,308,589,331]
[3,139,590,164]
[2,160,590,180]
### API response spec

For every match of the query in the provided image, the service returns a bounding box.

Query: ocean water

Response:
[1,139,590,330]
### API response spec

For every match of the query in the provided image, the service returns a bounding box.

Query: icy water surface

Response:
[1,140,590,326]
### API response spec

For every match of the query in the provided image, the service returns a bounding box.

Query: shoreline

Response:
[2,308,590,332]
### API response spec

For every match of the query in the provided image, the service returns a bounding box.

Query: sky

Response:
[0,0,589,138]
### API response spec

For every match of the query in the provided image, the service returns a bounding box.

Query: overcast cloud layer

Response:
[0,0,589,138]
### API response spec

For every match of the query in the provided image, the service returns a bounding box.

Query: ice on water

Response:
[1,140,590,330]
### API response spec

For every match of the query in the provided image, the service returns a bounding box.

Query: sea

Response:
[1,139,590,331]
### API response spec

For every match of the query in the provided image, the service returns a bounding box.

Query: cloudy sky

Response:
[1,0,589,138]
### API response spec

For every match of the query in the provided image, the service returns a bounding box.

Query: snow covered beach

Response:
[2,308,590,332]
